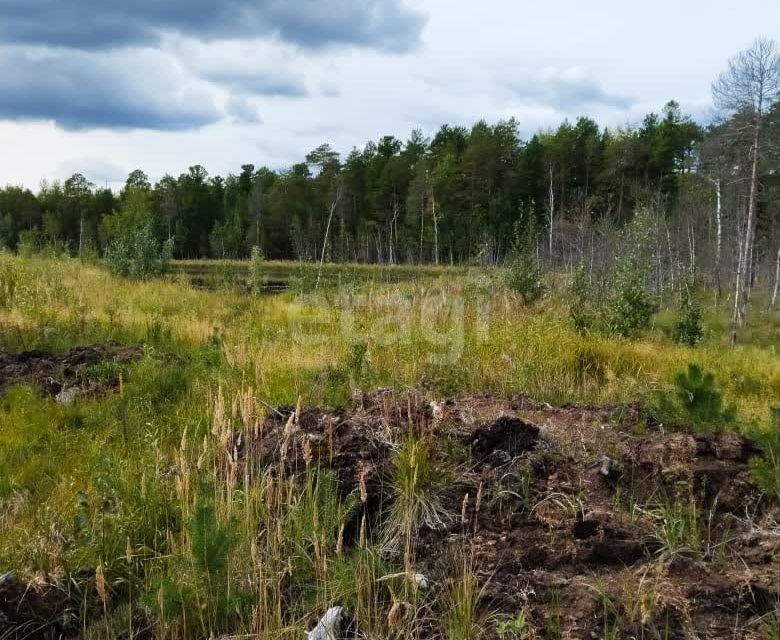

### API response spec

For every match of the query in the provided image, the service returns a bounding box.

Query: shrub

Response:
[655,363,736,432]
[605,208,657,338]
[749,407,780,501]
[105,224,172,279]
[569,263,596,334]
[605,259,657,338]
[247,245,266,294]
[149,482,250,634]
[674,283,704,346]
[506,244,545,305]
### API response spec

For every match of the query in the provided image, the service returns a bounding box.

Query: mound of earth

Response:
[4,389,777,639]
[0,344,142,401]
[239,390,779,639]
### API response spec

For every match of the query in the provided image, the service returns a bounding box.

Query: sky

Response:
[0,0,778,190]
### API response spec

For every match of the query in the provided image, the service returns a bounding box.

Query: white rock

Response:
[306,606,344,640]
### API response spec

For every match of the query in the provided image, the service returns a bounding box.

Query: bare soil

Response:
[0,344,142,398]
[249,390,779,639]
[3,388,778,639]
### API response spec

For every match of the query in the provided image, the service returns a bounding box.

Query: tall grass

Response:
[0,253,778,639]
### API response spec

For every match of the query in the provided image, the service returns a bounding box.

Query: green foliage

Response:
[505,236,545,305]
[605,262,656,338]
[749,407,780,501]
[651,501,701,558]
[0,259,19,309]
[496,610,530,640]
[188,487,236,577]
[105,224,172,279]
[674,283,704,346]
[384,436,450,555]
[150,482,250,635]
[247,245,266,294]
[655,363,737,431]
[442,559,484,640]
[604,209,657,338]
[568,263,596,334]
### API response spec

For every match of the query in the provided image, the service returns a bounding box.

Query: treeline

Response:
[0,101,709,264]
[1,95,779,299]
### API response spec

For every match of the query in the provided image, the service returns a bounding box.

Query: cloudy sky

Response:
[1,0,778,189]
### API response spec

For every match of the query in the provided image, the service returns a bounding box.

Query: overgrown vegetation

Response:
[0,253,777,639]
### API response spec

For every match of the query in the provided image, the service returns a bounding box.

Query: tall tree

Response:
[712,37,780,345]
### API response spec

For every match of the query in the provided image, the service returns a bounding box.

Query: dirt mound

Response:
[237,390,779,639]
[0,344,142,400]
[0,572,78,639]
[6,389,777,639]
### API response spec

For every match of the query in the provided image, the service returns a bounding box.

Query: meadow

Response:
[0,253,778,639]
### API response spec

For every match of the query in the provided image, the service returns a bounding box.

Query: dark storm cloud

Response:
[0,0,426,53]
[0,47,221,130]
[0,0,424,130]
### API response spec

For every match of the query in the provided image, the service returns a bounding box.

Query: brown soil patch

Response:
[0,344,142,399]
[4,389,778,639]
[245,390,779,639]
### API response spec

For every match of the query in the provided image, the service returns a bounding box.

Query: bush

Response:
[655,363,736,432]
[674,283,704,346]
[749,407,780,501]
[605,259,657,338]
[505,241,544,305]
[105,224,172,279]
[604,208,657,338]
[247,245,266,294]
[568,263,596,334]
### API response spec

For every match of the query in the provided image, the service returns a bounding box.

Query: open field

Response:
[0,254,778,639]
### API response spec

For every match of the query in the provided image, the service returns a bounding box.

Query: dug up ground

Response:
[2,385,778,640]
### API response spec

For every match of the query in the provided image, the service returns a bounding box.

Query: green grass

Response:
[0,252,778,639]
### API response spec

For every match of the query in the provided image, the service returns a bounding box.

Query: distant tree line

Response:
[0,101,706,264]
[0,41,778,316]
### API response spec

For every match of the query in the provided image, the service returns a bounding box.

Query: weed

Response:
[384,435,449,567]
[384,435,451,564]
[543,587,561,640]
[651,501,701,558]
[496,610,531,640]
[441,557,487,640]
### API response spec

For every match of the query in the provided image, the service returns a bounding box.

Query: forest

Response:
[0,98,774,268]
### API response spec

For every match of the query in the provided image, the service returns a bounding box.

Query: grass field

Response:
[0,253,778,639]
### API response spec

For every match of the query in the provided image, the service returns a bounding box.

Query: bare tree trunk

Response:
[315,183,342,291]
[730,113,762,347]
[711,178,722,306]
[770,244,780,310]
[548,164,554,263]
[431,185,439,266]
[688,220,696,278]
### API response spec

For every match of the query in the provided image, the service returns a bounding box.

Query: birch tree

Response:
[712,37,780,346]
